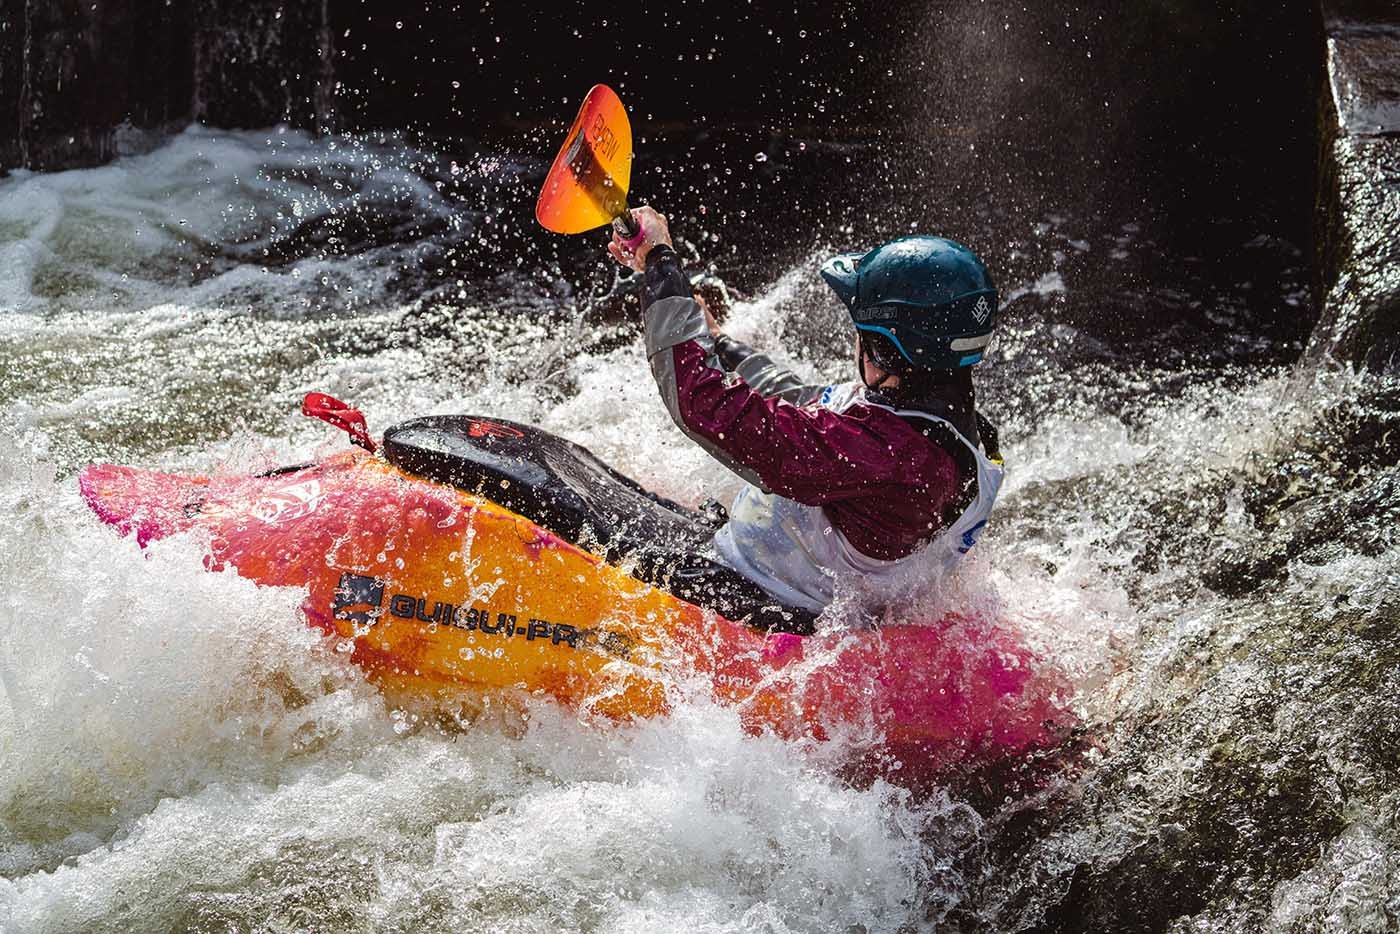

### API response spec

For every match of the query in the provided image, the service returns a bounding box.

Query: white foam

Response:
[0,125,454,316]
[0,434,393,870]
[1,697,967,932]
[1003,270,1067,306]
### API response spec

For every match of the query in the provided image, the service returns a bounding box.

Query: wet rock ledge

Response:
[1309,0,1400,372]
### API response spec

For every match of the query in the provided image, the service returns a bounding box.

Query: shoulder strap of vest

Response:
[864,394,1003,525]
[889,406,996,460]
[893,410,981,526]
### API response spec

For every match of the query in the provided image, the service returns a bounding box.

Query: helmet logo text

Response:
[973,295,992,324]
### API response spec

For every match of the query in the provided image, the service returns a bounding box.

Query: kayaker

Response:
[608,207,1004,620]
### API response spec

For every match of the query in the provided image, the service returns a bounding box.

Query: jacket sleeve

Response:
[714,334,826,406]
[641,246,823,405]
[640,248,950,505]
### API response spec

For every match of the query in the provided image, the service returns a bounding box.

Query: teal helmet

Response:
[820,235,998,370]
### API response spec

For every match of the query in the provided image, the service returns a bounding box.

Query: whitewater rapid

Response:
[2,126,1389,931]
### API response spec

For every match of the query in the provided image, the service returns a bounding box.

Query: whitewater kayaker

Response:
[608,207,1004,624]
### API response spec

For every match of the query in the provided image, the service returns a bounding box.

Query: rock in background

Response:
[1309,1,1400,373]
[0,0,196,170]
[0,0,331,171]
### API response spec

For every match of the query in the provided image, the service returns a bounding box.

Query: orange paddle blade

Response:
[536,84,633,234]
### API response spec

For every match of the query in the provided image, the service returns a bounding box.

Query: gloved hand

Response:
[607,205,674,271]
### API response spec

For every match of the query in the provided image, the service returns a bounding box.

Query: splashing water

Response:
[2,124,1395,931]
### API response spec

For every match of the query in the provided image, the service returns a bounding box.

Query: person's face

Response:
[854,335,900,389]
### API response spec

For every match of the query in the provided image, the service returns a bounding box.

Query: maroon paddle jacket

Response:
[640,245,966,562]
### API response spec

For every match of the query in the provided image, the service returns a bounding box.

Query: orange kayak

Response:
[79,405,1074,779]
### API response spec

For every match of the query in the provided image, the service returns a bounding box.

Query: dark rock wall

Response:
[0,0,329,172]
[194,0,334,131]
[1,0,1320,203]
[0,0,890,173]
[1308,4,1400,372]
[0,0,196,170]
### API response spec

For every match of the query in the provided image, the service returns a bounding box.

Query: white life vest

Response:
[711,383,1004,613]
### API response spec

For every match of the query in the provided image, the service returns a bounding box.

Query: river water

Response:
[0,124,1396,932]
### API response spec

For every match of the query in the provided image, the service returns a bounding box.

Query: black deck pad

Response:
[382,416,815,633]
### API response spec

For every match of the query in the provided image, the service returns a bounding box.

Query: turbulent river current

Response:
[0,118,1397,933]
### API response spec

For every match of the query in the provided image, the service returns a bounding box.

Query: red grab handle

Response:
[302,392,377,453]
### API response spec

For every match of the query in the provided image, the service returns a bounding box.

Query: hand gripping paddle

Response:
[535,84,645,251]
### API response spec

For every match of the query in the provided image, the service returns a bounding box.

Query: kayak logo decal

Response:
[334,572,386,625]
[330,572,635,659]
[251,478,323,524]
[467,419,525,440]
